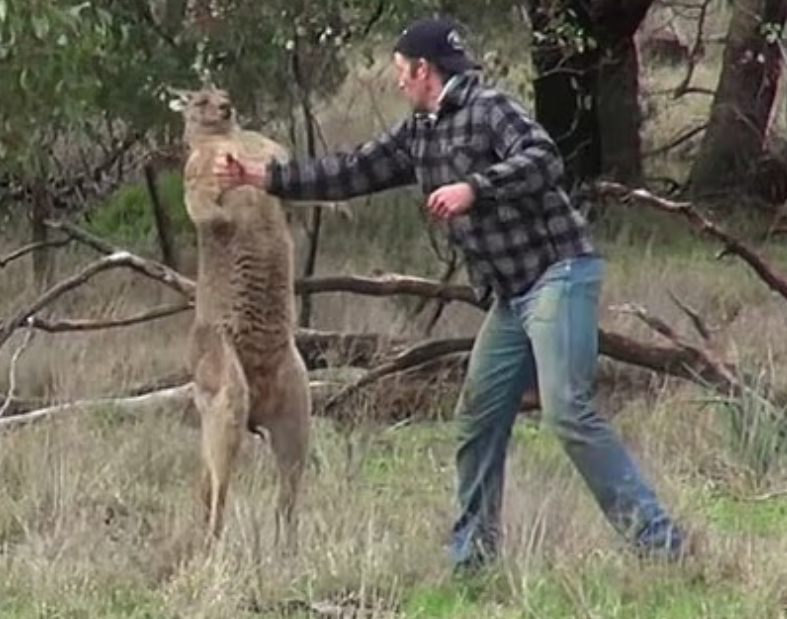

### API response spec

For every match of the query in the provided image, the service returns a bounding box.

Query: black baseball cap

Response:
[393,17,481,74]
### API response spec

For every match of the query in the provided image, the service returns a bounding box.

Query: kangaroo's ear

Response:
[165,87,193,112]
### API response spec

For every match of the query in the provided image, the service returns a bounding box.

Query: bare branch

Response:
[94,252,195,298]
[0,328,35,417]
[45,220,196,297]
[295,273,480,307]
[131,0,180,51]
[295,328,405,369]
[322,337,475,413]
[27,303,192,333]
[2,319,763,431]
[673,0,713,98]
[0,384,194,431]
[0,253,131,350]
[44,219,126,255]
[357,0,386,37]
[648,87,714,97]
[0,252,195,352]
[4,130,144,210]
[667,290,712,341]
[611,302,740,393]
[407,252,460,336]
[0,238,71,269]
[596,182,787,302]
[144,164,179,269]
[643,123,708,158]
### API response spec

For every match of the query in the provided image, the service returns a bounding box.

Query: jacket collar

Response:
[415,71,481,121]
[439,71,480,109]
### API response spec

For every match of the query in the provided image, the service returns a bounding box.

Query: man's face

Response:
[394,52,432,112]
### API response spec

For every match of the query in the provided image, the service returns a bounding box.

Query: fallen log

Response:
[6,180,783,416]
[0,376,444,431]
[0,384,194,431]
[0,246,744,394]
[0,322,746,428]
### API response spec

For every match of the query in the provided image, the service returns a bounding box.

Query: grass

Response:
[0,407,785,618]
[84,169,193,252]
[4,9,787,616]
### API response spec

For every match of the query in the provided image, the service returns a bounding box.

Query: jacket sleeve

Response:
[267,118,417,201]
[465,94,565,205]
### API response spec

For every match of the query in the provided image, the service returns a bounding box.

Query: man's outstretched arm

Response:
[218,119,418,201]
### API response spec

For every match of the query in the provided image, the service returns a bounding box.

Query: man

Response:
[212,16,687,570]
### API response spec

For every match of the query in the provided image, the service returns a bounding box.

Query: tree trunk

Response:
[689,0,787,199]
[596,39,643,183]
[30,184,53,291]
[527,0,653,187]
[529,0,601,189]
[592,0,653,184]
[292,36,322,329]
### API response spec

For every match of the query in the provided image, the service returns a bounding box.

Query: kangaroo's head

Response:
[168,86,237,142]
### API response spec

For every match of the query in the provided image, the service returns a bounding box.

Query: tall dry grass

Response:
[2,207,787,617]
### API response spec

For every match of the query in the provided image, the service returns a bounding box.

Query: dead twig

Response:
[0,327,35,417]
[746,488,787,502]
[322,337,475,413]
[596,182,787,302]
[43,219,117,255]
[296,273,479,306]
[45,219,194,296]
[406,250,460,336]
[643,123,708,158]
[667,289,713,341]
[611,302,741,394]
[0,238,71,269]
[0,252,193,352]
[0,383,194,431]
[673,0,713,98]
[27,303,192,333]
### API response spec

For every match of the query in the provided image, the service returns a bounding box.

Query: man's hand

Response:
[426,182,475,220]
[212,152,268,192]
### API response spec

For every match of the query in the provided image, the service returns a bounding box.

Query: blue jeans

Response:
[449,254,682,568]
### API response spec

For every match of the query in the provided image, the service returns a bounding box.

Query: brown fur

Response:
[172,86,311,548]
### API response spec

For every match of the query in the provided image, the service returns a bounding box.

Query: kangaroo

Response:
[169,85,311,549]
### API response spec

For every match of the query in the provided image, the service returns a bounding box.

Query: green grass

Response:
[697,491,787,536]
[0,583,170,619]
[83,170,193,249]
[400,559,761,619]
[1,401,785,618]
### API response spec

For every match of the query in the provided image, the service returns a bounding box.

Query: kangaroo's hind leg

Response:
[263,348,311,553]
[193,329,250,542]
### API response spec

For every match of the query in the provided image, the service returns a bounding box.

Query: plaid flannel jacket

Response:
[268,73,595,302]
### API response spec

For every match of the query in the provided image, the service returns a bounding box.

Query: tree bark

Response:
[592,0,653,184]
[529,0,601,188]
[527,0,653,187]
[596,39,643,183]
[689,0,787,199]
[144,164,178,270]
[291,33,322,329]
[30,183,54,291]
